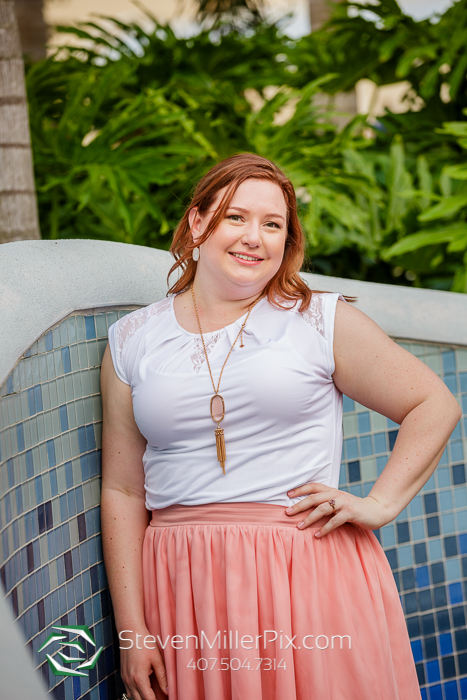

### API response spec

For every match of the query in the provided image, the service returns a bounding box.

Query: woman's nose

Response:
[241,222,262,246]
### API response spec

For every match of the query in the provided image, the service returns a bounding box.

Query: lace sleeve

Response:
[107,299,171,385]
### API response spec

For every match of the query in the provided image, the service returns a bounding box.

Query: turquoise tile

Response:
[398,545,413,567]
[77,343,88,369]
[67,318,76,343]
[442,513,456,534]
[70,344,80,372]
[445,558,461,582]
[59,321,69,347]
[52,326,61,350]
[439,490,453,511]
[75,316,86,342]
[429,538,443,561]
[456,509,467,530]
[437,467,451,488]
[72,373,83,399]
[454,486,467,508]
[411,519,426,541]
[95,314,108,338]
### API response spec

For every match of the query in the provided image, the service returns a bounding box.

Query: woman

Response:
[100,153,461,700]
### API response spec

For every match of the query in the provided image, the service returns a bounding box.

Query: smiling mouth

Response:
[229,252,264,261]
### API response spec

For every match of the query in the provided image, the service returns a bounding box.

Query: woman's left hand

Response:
[285,482,391,537]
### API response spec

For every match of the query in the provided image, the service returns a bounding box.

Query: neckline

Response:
[169,293,267,337]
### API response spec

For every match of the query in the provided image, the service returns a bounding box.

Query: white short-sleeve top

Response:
[107,291,347,510]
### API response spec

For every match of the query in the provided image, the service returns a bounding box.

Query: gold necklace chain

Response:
[190,283,261,474]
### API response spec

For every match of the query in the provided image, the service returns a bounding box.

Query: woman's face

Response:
[189,178,288,299]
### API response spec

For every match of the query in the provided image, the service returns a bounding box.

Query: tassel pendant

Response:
[210,394,226,474]
[215,426,226,475]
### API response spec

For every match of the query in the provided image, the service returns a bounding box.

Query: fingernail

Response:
[165,687,169,694]
[297,521,304,528]
[285,507,293,513]
[288,490,295,496]
[315,532,321,538]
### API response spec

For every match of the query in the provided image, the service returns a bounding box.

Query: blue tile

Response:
[343,395,354,413]
[412,519,425,540]
[460,534,467,554]
[34,385,43,412]
[359,435,373,456]
[434,586,447,607]
[47,440,56,468]
[397,521,410,544]
[357,412,371,433]
[442,350,456,373]
[444,680,459,700]
[440,491,453,510]
[416,566,430,588]
[86,424,96,451]
[448,582,463,604]
[6,374,13,394]
[373,432,387,455]
[444,536,458,557]
[59,405,69,432]
[428,684,443,700]
[419,588,433,611]
[348,461,361,482]
[427,516,441,537]
[45,331,53,351]
[388,430,398,450]
[344,438,358,460]
[7,459,15,488]
[431,562,445,584]
[451,442,465,462]
[437,467,452,487]
[84,317,96,340]
[410,495,423,517]
[439,633,454,656]
[442,513,456,534]
[426,659,441,683]
[62,347,71,374]
[453,464,466,485]
[414,542,428,564]
[424,493,438,514]
[444,374,458,393]
[28,388,36,416]
[26,450,34,479]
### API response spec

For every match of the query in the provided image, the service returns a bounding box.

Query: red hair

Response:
[167,153,357,311]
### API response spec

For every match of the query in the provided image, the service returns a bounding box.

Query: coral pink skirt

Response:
[142,502,421,700]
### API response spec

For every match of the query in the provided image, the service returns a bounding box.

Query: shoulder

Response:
[109,297,172,351]
[292,291,343,339]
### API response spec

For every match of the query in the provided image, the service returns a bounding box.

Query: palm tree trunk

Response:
[0,0,41,243]
[14,0,47,61]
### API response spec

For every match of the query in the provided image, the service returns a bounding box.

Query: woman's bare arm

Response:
[286,299,462,534]
[100,343,168,699]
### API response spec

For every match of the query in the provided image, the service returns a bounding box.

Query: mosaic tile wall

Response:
[0,306,465,700]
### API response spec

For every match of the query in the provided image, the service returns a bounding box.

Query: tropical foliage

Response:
[24,0,467,291]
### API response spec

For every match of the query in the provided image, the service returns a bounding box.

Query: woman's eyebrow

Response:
[228,206,285,222]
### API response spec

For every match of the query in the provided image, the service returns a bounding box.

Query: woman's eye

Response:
[227,215,242,221]
[265,221,281,228]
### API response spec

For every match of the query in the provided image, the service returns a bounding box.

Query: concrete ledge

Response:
[0,239,466,387]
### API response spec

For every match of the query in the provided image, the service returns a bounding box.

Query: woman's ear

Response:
[188,207,202,244]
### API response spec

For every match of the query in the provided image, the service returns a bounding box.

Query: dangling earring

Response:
[192,247,200,261]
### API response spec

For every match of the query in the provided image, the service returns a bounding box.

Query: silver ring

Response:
[122,694,133,700]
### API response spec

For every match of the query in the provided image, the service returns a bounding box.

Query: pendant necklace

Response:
[190,283,261,474]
